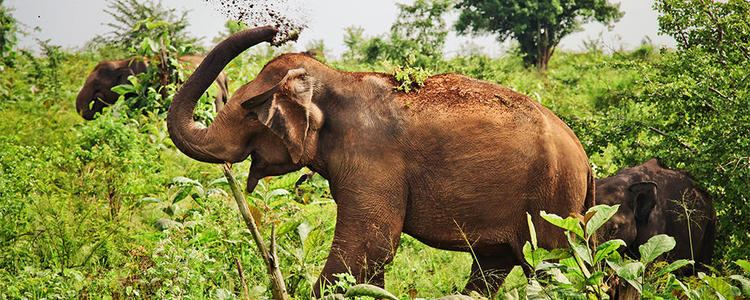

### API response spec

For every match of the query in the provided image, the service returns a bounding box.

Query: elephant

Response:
[76,55,229,120]
[166,26,594,296]
[596,158,716,268]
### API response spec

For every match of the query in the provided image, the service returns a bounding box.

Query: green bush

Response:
[574,0,750,263]
[0,0,18,66]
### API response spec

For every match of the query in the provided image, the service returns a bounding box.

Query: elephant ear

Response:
[242,68,317,164]
[629,181,658,224]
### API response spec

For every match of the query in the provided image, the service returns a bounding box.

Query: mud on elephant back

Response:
[165,26,595,297]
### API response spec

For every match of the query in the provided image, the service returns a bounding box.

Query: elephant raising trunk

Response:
[168,25,592,297]
[167,26,279,163]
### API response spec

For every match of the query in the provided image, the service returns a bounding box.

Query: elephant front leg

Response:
[313,185,406,297]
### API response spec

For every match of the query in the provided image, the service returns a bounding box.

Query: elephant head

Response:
[597,176,665,256]
[167,26,325,190]
[76,59,147,120]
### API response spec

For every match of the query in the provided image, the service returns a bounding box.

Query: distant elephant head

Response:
[597,179,664,256]
[76,59,147,120]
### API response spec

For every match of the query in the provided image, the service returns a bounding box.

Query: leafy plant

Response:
[0,0,18,66]
[514,205,696,299]
[393,63,430,93]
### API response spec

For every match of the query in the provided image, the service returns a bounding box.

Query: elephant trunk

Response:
[76,81,98,120]
[167,26,278,163]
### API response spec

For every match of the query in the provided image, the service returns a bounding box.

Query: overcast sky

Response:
[8,0,675,57]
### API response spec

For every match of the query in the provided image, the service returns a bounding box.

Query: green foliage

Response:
[0,0,18,66]
[513,205,748,299]
[455,0,623,69]
[105,17,215,124]
[86,0,220,123]
[343,0,452,68]
[575,0,750,262]
[393,64,430,93]
[97,0,197,53]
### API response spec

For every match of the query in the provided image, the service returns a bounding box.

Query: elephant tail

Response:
[584,167,596,211]
[697,212,717,268]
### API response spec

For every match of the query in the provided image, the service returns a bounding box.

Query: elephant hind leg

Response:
[464,251,522,297]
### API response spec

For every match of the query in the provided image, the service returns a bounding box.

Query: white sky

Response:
[8,0,675,57]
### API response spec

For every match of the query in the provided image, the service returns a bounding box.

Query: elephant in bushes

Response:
[166,27,594,296]
[597,159,716,269]
[76,55,229,120]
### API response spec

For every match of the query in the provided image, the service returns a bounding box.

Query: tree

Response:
[0,0,18,66]
[575,0,750,262]
[455,0,623,70]
[96,0,198,53]
[388,0,453,66]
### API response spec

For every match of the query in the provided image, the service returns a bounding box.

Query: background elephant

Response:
[76,55,229,120]
[166,27,594,296]
[596,158,716,268]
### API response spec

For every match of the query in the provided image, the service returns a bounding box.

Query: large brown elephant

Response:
[76,55,229,120]
[166,27,594,296]
[596,159,716,268]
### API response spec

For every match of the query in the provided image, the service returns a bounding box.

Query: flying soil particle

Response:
[202,0,308,45]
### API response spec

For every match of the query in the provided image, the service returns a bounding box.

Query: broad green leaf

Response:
[209,177,229,187]
[146,37,159,52]
[170,186,192,204]
[560,257,579,270]
[593,239,625,264]
[524,279,549,300]
[139,38,150,53]
[172,176,202,187]
[585,271,605,286]
[297,222,313,244]
[523,241,534,266]
[606,260,644,293]
[584,204,620,237]
[730,275,750,297]
[700,273,740,300]
[267,188,291,198]
[502,265,528,294]
[111,84,135,95]
[206,188,227,197]
[639,234,676,264]
[138,197,161,205]
[344,284,397,300]
[548,268,571,285]
[540,211,584,238]
[527,213,538,249]
[736,260,750,274]
[655,259,694,277]
[568,234,592,266]
[544,248,571,261]
[503,288,521,300]
[523,242,550,269]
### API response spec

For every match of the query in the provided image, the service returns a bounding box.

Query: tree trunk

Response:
[223,163,289,300]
